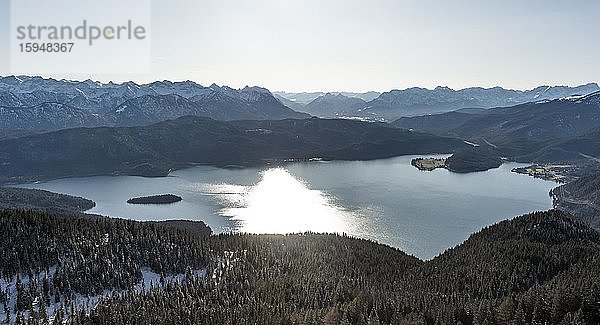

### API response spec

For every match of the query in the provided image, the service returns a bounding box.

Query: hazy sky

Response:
[1,0,599,92]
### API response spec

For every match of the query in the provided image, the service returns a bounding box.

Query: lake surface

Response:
[17,155,558,260]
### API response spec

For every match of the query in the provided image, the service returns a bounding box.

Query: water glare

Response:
[219,168,350,234]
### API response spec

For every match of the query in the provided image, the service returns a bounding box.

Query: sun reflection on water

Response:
[208,168,350,234]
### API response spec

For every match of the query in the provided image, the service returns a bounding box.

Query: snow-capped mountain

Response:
[362,83,600,121]
[0,76,308,131]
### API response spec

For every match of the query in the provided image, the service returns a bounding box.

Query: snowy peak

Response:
[239,86,275,102]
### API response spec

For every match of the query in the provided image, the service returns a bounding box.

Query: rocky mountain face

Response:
[0,76,308,131]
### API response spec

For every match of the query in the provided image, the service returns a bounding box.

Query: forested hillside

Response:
[553,173,600,231]
[0,188,94,215]
[1,209,598,324]
[0,116,468,184]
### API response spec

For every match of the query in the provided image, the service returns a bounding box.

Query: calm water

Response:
[17,155,557,259]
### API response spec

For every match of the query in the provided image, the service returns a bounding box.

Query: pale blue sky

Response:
[1,0,599,92]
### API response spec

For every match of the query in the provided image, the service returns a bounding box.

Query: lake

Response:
[17,155,558,260]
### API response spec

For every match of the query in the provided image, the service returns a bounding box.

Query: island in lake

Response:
[411,157,447,171]
[127,194,183,205]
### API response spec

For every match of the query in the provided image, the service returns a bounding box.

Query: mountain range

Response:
[2,76,598,132]
[0,76,308,131]
[277,84,600,121]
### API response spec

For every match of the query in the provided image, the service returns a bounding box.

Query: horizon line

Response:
[1,74,598,94]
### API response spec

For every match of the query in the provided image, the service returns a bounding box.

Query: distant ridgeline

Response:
[275,83,599,121]
[0,208,598,324]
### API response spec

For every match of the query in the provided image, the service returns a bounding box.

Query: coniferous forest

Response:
[0,208,598,324]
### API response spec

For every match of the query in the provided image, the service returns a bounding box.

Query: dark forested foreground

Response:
[1,209,599,324]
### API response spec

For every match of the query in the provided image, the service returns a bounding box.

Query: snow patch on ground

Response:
[0,266,205,323]
[115,105,127,113]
